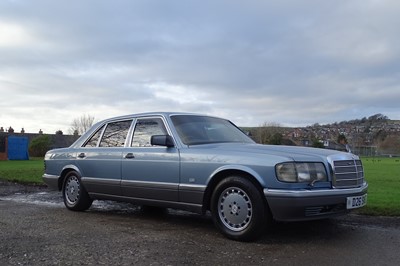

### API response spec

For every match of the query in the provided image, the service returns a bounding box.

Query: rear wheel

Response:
[62,171,92,211]
[211,176,267,241]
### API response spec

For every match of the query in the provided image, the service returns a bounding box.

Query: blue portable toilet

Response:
[7,136,29,160]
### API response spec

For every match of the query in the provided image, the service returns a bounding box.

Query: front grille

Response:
[333,160,364,188]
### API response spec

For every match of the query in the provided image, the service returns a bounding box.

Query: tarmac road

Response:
[0,181,399,266]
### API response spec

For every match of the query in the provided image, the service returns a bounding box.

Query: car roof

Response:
[98,112,215,123]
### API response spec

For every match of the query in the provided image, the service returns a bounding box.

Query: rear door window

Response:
[99,120,133,147]
[84,125,105,147]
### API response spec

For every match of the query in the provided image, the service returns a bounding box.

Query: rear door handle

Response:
[78,153,86,158]
[125,153,135,159]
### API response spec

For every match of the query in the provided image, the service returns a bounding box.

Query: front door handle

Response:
[125,153,135,159]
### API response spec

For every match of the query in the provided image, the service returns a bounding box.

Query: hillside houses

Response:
[247,114,400,156]
[282,119,400,155]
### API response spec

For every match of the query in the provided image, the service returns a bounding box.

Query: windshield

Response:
[171,115,254,145]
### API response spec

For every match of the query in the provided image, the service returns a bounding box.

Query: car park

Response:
[43,112,368,241]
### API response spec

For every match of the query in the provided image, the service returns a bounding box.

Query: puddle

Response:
[0,191,64,208]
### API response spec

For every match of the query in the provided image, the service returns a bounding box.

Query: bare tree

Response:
[69,114,95,135]
[254,122,283,144]
[378,135,400,155]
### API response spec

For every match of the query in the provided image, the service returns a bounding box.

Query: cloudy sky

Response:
[1,0,400,134]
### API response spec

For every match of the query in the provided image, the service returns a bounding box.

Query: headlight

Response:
[276,162,327,183]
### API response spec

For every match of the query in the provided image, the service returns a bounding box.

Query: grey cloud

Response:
[1,0,399,132]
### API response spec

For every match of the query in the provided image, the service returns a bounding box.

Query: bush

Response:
[29,135,52,157]
[312,139,324,148]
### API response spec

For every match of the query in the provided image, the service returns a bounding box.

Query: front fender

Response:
[208,164,267,188]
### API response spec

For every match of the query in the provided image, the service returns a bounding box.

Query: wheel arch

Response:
[202,166,266,212]
[58,165,82,191]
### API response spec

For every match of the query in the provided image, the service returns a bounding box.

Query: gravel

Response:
[1,180,399,266]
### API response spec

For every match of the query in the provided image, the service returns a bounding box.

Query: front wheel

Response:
[62,171,93,211]
[211,176,267,241]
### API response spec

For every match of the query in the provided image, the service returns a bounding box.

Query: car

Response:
[43,112,368,241]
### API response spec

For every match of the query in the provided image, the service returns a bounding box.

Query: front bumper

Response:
[264,182,368,221]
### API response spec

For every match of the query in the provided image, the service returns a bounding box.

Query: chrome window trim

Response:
[129,115,177,148]
[82,118,135,148]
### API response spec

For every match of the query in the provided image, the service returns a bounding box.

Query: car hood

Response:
[187,142,355,162]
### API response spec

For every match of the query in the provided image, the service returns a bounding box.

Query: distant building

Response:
[0,131,79,160]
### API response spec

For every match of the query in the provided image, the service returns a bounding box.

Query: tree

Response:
[379,135,400,155]
[270,132,283,145]
[254,122,283,145]
[29,135,52,157]
[368,113,388,122]
[312,139,324,148]
[337,134,347,144]
[374,129,388,143]
[69,114,95,135]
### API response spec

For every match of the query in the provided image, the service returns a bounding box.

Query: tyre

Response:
[211,176,267,241]
[62,171,93,211]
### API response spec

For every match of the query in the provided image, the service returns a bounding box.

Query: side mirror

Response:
[151,135,175,147]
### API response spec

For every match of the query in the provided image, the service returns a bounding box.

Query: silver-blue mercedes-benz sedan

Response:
[43,112,368,241]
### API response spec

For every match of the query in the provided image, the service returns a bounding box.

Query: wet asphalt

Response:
[0,182,399,265]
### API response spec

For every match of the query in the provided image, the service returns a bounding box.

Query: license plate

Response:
[347,194,367,209]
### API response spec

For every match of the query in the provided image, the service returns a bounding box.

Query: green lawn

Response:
[0,157,44,184]
[358,157,400,216]
[0,156,399,216]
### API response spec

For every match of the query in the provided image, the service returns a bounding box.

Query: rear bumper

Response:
[42,174,60,190]
[264,182,368,221]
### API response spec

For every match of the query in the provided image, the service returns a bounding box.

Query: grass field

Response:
[0,157,44,184]
[358,157,400,216]
[0,156,399,216]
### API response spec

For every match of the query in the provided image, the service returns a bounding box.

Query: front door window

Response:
[131,118,167,147]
